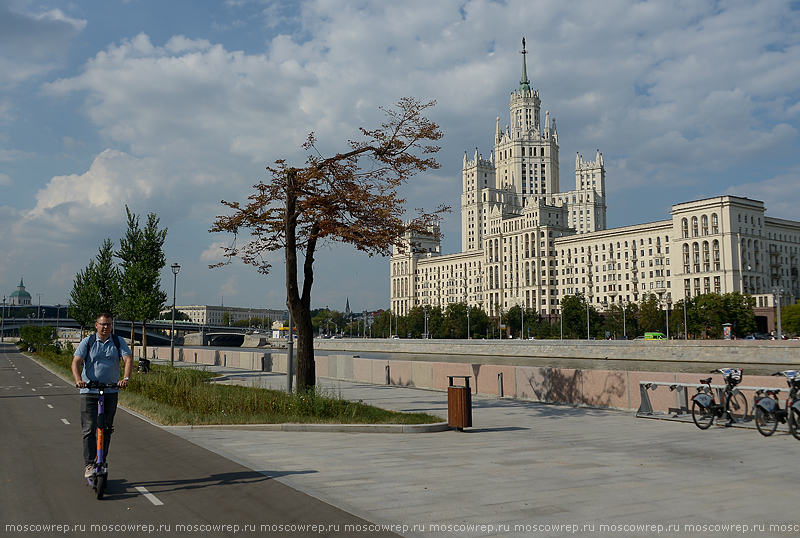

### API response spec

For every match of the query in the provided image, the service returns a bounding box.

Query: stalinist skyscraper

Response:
[391,38,608,317]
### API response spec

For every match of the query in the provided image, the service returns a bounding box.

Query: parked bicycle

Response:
[81,381,119,499]
[691,368,748,430]
[754,370,800,439]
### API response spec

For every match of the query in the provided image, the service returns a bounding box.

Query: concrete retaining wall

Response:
[144,346,791,414]
[310,339,800,368]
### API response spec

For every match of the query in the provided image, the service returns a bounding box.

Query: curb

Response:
[168,422,452,434]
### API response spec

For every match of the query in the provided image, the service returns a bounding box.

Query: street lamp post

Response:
[55,304,61,345]
[586,301,590,340]
[1,295,5,343]
[683,297,688,340]
[773,286,784,339]
[622,300,627,339]
[466,309,470,340]
[170,263,180,367]
[665,293,672,340]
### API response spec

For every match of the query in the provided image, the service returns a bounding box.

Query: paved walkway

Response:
[152,361,799,537]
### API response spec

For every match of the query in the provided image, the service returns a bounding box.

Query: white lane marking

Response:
[46,383,52,386]
[31,388,36,392]
[136,486,164,506]
[47,404,53,409]
[39,396,45,399]
[61,419,70,425]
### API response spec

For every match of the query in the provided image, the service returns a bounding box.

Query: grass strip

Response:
[27,346,442,426]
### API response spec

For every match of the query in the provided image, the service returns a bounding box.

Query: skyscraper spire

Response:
[519,37,531,94]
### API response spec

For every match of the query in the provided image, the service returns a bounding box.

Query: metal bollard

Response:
[498,372,504,398]
[385,364,390,385]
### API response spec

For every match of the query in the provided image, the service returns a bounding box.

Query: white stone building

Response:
[168,305,287,326]
[390,41,799,325]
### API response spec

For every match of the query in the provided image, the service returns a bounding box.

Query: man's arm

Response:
[118,354,133,388]
[72,356,86,388]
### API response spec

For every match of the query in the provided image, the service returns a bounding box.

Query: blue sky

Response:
[2,0,800,313]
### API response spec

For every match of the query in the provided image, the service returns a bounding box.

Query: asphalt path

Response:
[0,343,401,538]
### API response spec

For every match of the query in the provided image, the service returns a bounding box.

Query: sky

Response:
[1,0,800,314]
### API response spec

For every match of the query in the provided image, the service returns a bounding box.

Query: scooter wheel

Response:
[96,474,106,500]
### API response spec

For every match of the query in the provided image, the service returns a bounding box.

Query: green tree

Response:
[670,298,691,339]
[504,305,540,339]
[722,292,756,337]
[467,305,490,339]
[782,303,800,336]
[117,207,168,359]
[158,310,190,321]
[19,325,57,352]
[694,293,725,338]
[602,302,630,339]
[94,238,121,314]
[370,310,392,338]
[560,293,600,339]
[68,239,120,336]
[210,98,448,392]
[638,293,663,333]
[444,302,468,339]
[403,306,426,338]
[68,263,98,337]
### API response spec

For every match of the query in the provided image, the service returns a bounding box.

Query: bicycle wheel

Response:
[754,406,778,436]
[692,400,714,429]
[789,408,800,441]
[95,474,106,500]
[728,392,748,423]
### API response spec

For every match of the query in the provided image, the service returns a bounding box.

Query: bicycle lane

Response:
[0,346,403,538]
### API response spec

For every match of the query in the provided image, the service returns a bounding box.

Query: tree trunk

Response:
[290,301,315,392]
[129,321,136,359]
[142,320,148,361]
[284,169,316,392]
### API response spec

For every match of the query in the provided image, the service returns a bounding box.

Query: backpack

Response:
[86,333,122,360]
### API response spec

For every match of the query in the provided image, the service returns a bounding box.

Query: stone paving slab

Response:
[153,361,800,537]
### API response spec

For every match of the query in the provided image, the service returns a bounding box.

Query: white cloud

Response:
[28,149,153,220]
[201,241,232,263]
[727,166,800,222]
[0,173,11,186]
[219,275,240,301]
[0,0,86,86]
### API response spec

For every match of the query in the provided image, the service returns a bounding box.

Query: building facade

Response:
[169,305,287,326]
[390,43,800,320]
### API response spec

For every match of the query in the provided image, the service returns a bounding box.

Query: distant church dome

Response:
[9,278,32,306]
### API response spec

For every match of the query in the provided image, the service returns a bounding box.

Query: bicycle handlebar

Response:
[78,382,120,389]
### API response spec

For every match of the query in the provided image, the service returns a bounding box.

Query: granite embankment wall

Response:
[142,340,799,413]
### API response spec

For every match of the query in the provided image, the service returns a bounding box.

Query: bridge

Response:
[0,317,252,347]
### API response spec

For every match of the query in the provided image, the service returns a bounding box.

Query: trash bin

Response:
[447,376,473,431]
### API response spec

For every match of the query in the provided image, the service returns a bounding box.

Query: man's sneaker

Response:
[85,464,94,478]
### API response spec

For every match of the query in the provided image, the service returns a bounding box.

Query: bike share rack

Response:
[636,380,782,420]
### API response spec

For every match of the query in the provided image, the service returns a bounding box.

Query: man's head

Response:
[95,312,113,339]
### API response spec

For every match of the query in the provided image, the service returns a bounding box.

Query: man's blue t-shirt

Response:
[75,334,132,394]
